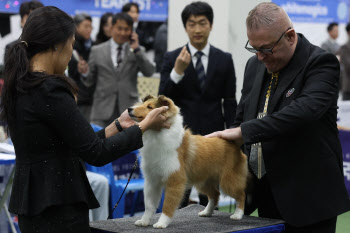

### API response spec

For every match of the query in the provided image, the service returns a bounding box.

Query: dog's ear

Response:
[157,95,170,107]
[143,95,155,102]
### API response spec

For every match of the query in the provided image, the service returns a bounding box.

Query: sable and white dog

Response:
[129,95,248,229]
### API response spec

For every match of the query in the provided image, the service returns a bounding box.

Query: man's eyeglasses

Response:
[245,27,292,55]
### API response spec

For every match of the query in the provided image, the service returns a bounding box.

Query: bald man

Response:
[207,2,350,233]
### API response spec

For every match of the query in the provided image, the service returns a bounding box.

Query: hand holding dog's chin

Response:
[118,110,136,129]
[139,107,169,131]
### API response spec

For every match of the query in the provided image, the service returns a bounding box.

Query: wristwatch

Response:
[114,119,123,132]
[130,47,141,53]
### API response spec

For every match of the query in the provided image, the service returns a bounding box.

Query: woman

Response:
[1,6,168,233]
[95,12,113,45]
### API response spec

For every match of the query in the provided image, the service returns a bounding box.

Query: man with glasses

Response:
[207,2,350,233]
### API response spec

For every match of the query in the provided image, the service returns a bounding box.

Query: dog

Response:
[128,95,248,229]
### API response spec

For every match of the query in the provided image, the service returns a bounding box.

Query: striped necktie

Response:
[116,46,122,67]
[195,51,206,89]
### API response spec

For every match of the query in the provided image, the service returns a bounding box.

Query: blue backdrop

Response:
[273,0,349,23]
[0,0,168,21]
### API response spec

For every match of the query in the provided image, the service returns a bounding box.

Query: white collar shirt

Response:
[110,38,127,68]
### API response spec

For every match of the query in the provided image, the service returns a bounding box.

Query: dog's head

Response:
[128,95,179,123]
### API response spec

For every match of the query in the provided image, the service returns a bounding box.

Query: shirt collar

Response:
[188,42,210,57]
[110,38,127,50]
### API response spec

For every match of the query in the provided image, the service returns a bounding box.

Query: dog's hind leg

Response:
[220,171,246,220]
[153,172,186,229]
[196,181,220,217]
[135,178,163,227]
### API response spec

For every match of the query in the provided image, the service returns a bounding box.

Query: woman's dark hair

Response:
[181,1,213,28]
[112,12,133,28]
[1,6,77,131]
[95,12,113,45]
[121,2,140,13]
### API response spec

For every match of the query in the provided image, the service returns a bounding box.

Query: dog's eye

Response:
[147,105,153,109]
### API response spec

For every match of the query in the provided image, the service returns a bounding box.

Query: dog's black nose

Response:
[128,108,133,113]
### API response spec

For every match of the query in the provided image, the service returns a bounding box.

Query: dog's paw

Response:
[153,221,168,229]
[230,212,243,220]
[135,219,150,227]
[198,210,212,217]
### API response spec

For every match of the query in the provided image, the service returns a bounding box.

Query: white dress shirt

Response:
[110,38,128,68]
[170,42,210,84]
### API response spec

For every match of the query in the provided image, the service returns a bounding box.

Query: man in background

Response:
[68,13,94,119]
[338,23,350,100]
[78,13,154,127]
[159,1,237,207]
[321,22,340,55]
[4,1,43,60]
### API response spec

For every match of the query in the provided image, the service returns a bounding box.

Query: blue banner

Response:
[0,0,168,22]
[273,0,349,23]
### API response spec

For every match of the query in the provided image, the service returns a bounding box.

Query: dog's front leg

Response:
[153,172,186,229]
[135,178,163,227]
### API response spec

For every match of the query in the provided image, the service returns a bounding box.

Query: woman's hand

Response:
[139,106,170,132]
[118,110,136,129]
[205,127,243,146]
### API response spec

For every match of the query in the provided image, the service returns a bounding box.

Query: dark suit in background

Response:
[159,44,237,135]
[234,34,350,229]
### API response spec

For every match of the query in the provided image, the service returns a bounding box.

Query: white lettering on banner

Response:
[346,153,350,160]
[344,162,350,181]
[281,2,328,18]
[94,0,151,10]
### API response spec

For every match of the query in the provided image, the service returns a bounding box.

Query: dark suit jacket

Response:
[159,45,237,135]
[233,34,350,227]
[8,75,143,216]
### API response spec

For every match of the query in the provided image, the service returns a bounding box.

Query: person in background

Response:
[1,6,168,232]
[78,13,155,128]
[159,1,237,208]
[4,0,43,60]
[68,13,94,120]
[121,2,156,51]
[154,20,168,72]
[122,2,140,31]
[338,23,350,100]
[95,12,114,45]
[321,22,340,55]
[207,3,350,233]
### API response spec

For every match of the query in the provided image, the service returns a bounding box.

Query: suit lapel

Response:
[247,62,266,119]
[268,34,308,113]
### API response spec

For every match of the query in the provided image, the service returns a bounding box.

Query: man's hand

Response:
[129,31,139,50]
[174,46,191,75]
[205,127,243,146]
[77,59,89,74]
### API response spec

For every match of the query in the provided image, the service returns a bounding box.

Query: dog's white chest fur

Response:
[140,114,184,182]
